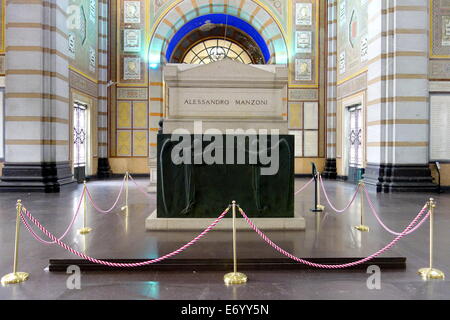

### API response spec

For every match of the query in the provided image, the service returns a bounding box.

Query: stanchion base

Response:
[224,272,248,285]
[121,206,129,215]
[1,272,29,285]
[354,225,370,232]
[78,227,92,235]
[310,205,325,213]
[418,268,445,280]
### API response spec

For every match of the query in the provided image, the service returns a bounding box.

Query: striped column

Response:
[0,0,73,192]
[97,0,111,177]
[148,66,164,192]
[364,0,435,192]
[323,0,337,179]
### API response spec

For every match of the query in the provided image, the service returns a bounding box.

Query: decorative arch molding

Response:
[147,0,288,65]
[166,14,270,63]
[169,24,266,64]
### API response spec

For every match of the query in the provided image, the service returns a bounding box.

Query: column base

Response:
[0,162,75,193]
[322,158,337,179]
[97,158,112,179]
[363,163,437,193]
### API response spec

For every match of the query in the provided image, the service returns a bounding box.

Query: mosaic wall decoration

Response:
[123,57,142,80]
[124,29,142,52]
[68,0,98,81]
[117,102,132,128]
[290,0,317,86]
[133,131,148,156]
[117,87,148,100]
[133,102,148,128]
[295,58,312,81]
[430,59,450,79]
[115,101,148,157]
[69,69,99,97]
[336,0,368,82]
[124,1,141,23]
[288,100,319,157]
[119,0,146,83]
[295,2,312,26]
[296,31,312,53]
[288,103,303,129]
[266,0,288,21]
[431,0,450,57]
[288,88,319,101]
[149,0,289,28]
[117,130,132,156]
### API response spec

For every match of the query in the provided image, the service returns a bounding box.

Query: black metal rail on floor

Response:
[48,257,406,272]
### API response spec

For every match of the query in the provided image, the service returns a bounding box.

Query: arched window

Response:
[182,38,253,65]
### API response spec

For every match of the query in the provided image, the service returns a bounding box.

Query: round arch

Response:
[166,14,271,63]
[146,0,289,161]
[147,0,288,66]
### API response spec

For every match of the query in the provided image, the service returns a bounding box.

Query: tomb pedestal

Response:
[146,60,305,231]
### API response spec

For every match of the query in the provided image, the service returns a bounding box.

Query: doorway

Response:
[347,105,364,182]
[73,102,88,183]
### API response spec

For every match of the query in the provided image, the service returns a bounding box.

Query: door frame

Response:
[339,92,366,178]
[70,89,96,180]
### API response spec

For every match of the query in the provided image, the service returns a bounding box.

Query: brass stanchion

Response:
[355,181,369,232]
[311,171,325,213]
[78,181,92,235]
[1,200,30,285]
[418,198,445,280]
[316,172,325,212]
[121,172,129,215]
[224,201,247,285]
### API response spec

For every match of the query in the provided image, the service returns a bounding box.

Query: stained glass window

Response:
[182,39,253,65]
[73,102,87,168]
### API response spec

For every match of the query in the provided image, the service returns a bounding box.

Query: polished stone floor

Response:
[0,177,448,300]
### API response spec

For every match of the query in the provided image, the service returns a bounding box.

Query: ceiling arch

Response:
[148,0,288,65]
[165,14,270,63]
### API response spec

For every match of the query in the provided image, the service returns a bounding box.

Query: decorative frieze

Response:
[117,87,148,100]
[289,88,319,101]
[336,71,367,99]
[69,69,98,97]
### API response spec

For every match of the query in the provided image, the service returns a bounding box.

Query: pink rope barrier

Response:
[319,175,360,213]
[238,205,429,269]
[295,177,315,195]
[21,188,87,245]
[85,176,126,214]
[128,174,153,198]
[20,206,230,268]
[363,186,430,236]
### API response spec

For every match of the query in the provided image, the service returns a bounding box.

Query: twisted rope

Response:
[295,177,315,195]
[128,174,153,198]
[319,175,360,213]
[20,188,87,245]
[363,186,430,236]
[238,204,429,269]
[20,206,230,268]
[85,175,126,214]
